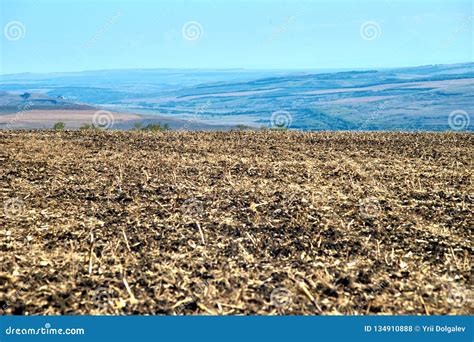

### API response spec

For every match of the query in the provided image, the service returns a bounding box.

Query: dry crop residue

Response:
[0,131,472,315]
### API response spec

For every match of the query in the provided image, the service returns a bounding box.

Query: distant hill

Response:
[0,91,94,112]
[1,63,472,131]
[0,91,230,130]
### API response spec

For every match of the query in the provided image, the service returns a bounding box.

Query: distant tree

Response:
[233,124,255,131]
[80,123,97,130]
[269,126,289,132]
[20,92,31,100]
[133,122,143,130]
[53,122,65,130]
[142,123,170,132]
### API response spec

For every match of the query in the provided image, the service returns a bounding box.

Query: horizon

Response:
[1,0,472,74]
[0,0,471,133]
[1,61,472,77]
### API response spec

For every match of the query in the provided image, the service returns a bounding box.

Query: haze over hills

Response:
[0,62,472,131]
[0,0,472,323]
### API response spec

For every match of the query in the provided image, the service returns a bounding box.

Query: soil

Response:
[0,130,472,315]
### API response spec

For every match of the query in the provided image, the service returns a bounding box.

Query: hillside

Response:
[0,92,228,130]
[0,91,94,112]
[1,63,472,131]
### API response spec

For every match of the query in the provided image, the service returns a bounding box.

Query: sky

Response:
[0,0,472,74]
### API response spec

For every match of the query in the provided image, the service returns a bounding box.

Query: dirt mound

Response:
[0,131,471,315]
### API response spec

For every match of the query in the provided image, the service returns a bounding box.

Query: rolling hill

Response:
[0,63,472,131]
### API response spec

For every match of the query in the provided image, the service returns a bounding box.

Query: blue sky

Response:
[0,0,472,74]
